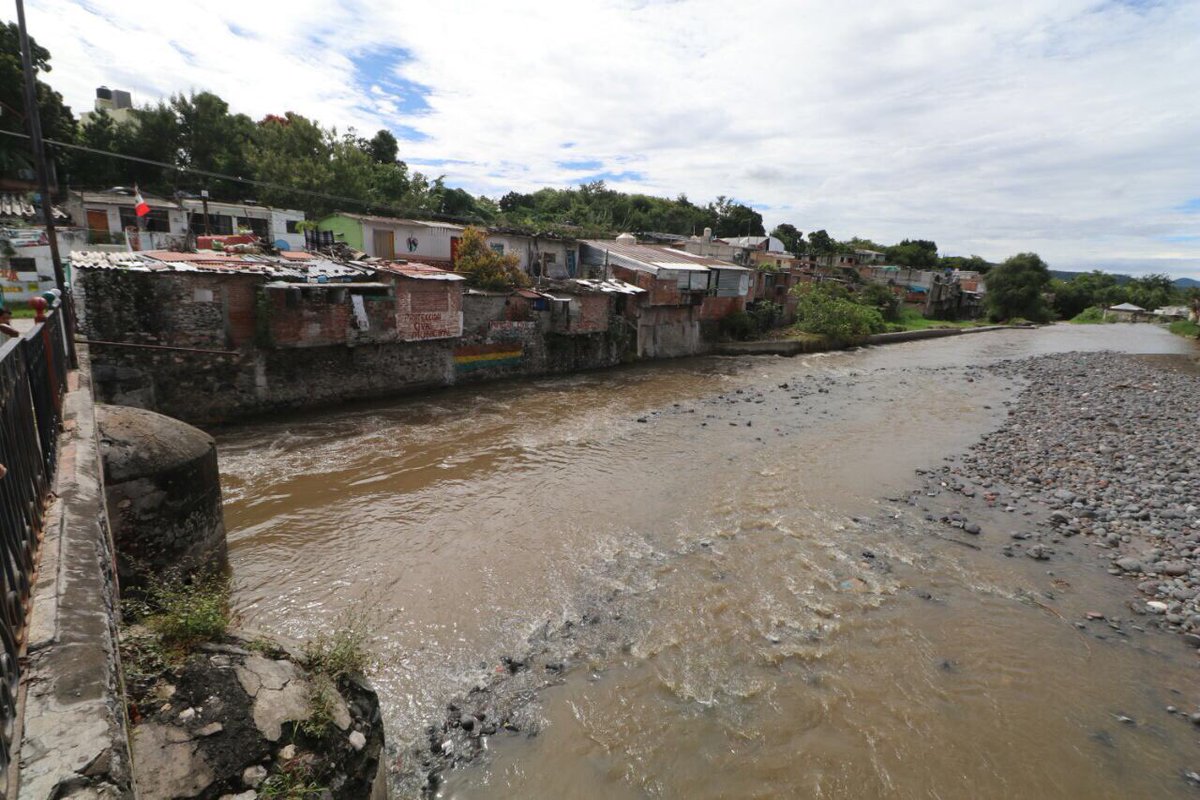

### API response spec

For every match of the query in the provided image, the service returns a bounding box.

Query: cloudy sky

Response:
[22,0,1200,276]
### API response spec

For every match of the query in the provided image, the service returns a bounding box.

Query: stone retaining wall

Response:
[89,325,628,426]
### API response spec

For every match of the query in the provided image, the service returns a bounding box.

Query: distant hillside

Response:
[1050,270,1199,289]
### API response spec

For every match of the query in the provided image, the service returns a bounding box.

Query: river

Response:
[217,324,1198,798]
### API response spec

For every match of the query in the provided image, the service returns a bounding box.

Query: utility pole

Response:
[15,0,77,365]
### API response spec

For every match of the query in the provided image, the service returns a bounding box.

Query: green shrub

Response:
[719,309,755,340]
[791,283,885,342]
[858,282,901,322]
[747,300,783,332]
[132,572,230,651]
[1069,306,1108,324]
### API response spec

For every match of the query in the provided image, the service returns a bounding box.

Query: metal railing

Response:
[0,308,68,786]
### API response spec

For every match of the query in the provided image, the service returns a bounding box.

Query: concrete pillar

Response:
[95,404,228,591]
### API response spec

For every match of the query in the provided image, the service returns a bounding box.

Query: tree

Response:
[454,226,529,290]
[1049,270,1124,319]
[72,108,122,188]
[791,282,885,341]
[845,236,884,252]
[859,282,901,322]
[111,102,182,192]
[709,196,764,238]
[886,239,939,268]
[807,229,836,256]
[247,112,334,213]
[939,254,994,274]
[171,91,254,197]
[770,223,803,254]
[986,252,1052,322]
[1125,273,1178,311]
[365,129,398,164]
[1,21,77,184]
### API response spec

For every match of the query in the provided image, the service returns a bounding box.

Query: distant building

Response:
[580,237,750,357]
[65,189,306,251]
[1104,302,1148,322]
[316,212,580,278]
[80,86,135,127]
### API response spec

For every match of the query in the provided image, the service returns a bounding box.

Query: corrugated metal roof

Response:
[75,190,179,210]
[573,278,645,295]
[68,250,372,281]
[665,248,752,271]
[582,240,751,274]
[374,261,466,282]
[1,194,69,221]
[332,212,464,231]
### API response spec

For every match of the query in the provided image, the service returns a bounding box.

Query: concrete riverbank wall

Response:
[19,350,135,799]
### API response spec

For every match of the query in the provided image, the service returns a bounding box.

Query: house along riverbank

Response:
[215,323,1199,798]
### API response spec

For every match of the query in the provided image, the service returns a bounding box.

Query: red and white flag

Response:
[134,186,150,217]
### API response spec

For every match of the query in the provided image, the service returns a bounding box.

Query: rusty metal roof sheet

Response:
[373,261,466,281]
[68,250,373,281]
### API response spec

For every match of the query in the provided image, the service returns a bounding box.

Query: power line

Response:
[0,127,472,222]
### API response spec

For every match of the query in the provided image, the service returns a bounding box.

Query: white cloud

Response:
[23,0,1200,276]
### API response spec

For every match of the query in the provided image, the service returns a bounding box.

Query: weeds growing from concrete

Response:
[258,760,325,799]
[302,610,377,681]
[125,570,231,653]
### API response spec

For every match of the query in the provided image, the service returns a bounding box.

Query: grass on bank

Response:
[1068,306,1113,324]
[885,307,989,332]
[1169,319,1200,338]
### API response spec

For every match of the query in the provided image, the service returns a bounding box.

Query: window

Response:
[490,243,505,255]
[8,257,36,272]
[238,217,270,239]
[285,219,303,234]
[193,288,215,302]
[118,207,171,232]
[542,252,556,263]
[189,213,234,235]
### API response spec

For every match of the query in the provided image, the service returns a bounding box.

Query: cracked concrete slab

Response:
[235,657,310,741]
[130,723,214,798]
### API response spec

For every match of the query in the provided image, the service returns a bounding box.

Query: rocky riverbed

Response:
[915,351,1200,643]
[387,347,1200,796]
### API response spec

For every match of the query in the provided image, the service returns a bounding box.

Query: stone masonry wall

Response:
[88,321,628,424]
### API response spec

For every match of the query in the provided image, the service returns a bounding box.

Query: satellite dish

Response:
[274,239,291,251]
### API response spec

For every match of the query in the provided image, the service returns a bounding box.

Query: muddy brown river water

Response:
[218,324,1198,799]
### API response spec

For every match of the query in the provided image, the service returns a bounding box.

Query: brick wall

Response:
[699,295,745,321]
[265,289,351,348]
[395,281,463,340]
